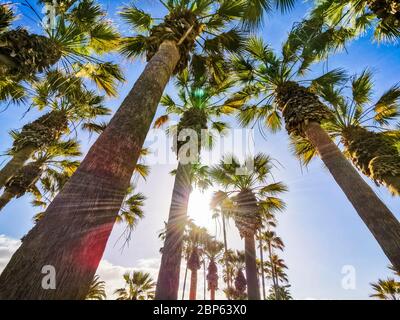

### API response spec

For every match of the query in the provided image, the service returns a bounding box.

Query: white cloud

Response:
[0,235,21,274]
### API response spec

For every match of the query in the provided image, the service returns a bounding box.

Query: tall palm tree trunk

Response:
[181,260,189,300]
[189,269,198,300]
[203,260,206,300]
[305,121,400,272]
[244,235,260,300]
[0,190,14,211]
[0,145,36,188]
[222,212,231,289]
[258,231,266,300]
[0,40,180,300]
[267,242,279,300]
[155,162,192,299]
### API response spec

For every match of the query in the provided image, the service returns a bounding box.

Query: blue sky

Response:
[0,0,399,299]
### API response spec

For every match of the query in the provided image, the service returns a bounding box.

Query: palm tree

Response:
[0,0,272,300]
[224,250,248,300]
[0,71,109,189]
[230,35,400,272]
[0,1,121,88]
[370,279,400,300]
[204,238,224,300]
[370,265,400,300]
[210,153,288,300]
[184,224,209,300]
[114,271,155,300]
[311,0,400,43]
[292,70,400,195]
[211,192,236,291]
[155,72,235,299]
[267,284,292,300]
[0,139,81,212]
[86,275,107,300]
[259,231,285,299]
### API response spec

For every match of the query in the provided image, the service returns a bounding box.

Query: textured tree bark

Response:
[305,121,400,272]
[244,235,260,300]
[189,269,198,300]
[155,162,192,300]
[0,40,180,300]
[258,231,266,300]
[0,190,14,211]
[0,145,36,188]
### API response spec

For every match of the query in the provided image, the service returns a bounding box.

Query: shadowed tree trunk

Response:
[305,121,400,272]
[0,145,36,188]
[155,162,192,299]
[258,231,266,300]
[0,40,180,300]
[0,190,14,211]
[244,235,260,300]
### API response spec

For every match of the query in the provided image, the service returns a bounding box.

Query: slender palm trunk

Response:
[181,260,189,300]
[305,121,400,272]
[189,269,198,300]
[156,162,192,299]
[0,145,36,188]
[0,41,180,300]
[0,190,14,211]
[210,287,215,300]
[222,212,231,289]
[258,231,266,300]
[267,242,279,299]
[244,235,260,300]
[203,260,206,300]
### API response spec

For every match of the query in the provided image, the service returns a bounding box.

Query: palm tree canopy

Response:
[310,0,400,43]
[119,0,295,79]
[86,275,107,300]
[114,271,155,300]
[210,153,287,237]
[155,71,236,158]
[0,1,124,102]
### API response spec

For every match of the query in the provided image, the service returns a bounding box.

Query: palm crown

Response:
[0,1,123,100]
[210,153,287,237]
[119,0,295,81]
[291,70,400,194]
[229,34,350,136]
[310,0,400,43]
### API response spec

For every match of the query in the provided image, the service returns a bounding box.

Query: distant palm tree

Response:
[155,72,233,299]
[184,224,209,300]
[211,192,236,290]
[114,271,155,300]
[210,153,287,300]
[204,238,224,300]
[0,139,81,211]
[86,275,107,300]
[370,265,400,300]
[0,71,109,189]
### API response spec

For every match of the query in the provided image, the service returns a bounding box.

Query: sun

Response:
[187,188,215,231]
